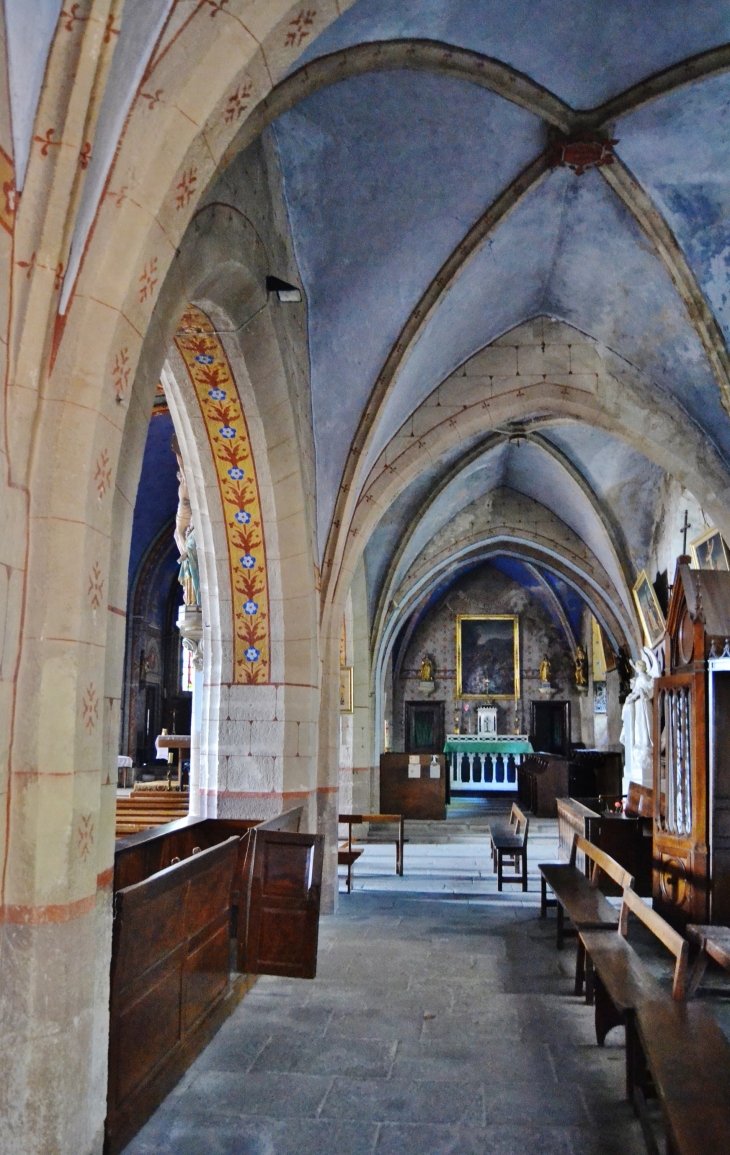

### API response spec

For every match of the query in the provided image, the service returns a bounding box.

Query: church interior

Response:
[3,3,730,1153]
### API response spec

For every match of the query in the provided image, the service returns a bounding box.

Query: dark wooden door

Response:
[405,700,445,754]
[240,829,323,978]
[530,700,571,754]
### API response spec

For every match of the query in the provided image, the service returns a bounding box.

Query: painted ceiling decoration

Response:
[175,305,270,685]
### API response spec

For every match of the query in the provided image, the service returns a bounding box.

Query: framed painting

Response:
[690,526,729,572]
[632,570,666,649]
[339,667,353,713]
[456,615,519,699]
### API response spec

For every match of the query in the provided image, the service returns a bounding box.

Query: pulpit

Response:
[653,564,730,927]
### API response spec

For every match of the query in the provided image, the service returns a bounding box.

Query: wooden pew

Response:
[579,886,689,1055]
[540,834,633,996]
[107,838,242,1153]
[338,813,404,893]
[684,924,730,995]
[633,999,730,1155]
[489,802,529,891]
[107,809,324,1154]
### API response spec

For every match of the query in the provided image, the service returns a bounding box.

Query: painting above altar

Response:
[456,615,519,699]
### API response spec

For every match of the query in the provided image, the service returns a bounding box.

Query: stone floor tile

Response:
[124,1115,379,1155]
[250,1033,397,1078]
[170,1070,332,1118]
[375,1122,574,1155]
[320,1075,484,1124]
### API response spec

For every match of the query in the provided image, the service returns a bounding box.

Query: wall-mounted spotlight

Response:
[266,275,302,303]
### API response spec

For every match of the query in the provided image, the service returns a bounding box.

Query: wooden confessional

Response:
[653,563,730,928]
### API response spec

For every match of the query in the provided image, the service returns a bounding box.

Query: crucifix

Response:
[680,509,691,556]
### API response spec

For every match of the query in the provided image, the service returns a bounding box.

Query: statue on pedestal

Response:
[539,655,551,685]
[574,644,588,690]
[620,646,660,785]
[419,654,434,683]
[178,524,200,607]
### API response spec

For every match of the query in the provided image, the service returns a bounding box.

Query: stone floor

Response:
[123,807,652,1155]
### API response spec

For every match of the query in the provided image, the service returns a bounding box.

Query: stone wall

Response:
[392,562,584,750]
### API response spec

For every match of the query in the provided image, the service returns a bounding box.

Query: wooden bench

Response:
[540,834,633,996]
[579,885,689,1125]
[489,802,529,891]
[338,813,404,893]
[684,924,730,995]
[633,998,730,1155]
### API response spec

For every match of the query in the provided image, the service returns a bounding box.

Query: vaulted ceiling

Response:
[6,0,730,658]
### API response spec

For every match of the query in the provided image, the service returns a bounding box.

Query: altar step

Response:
[447,794,517,819]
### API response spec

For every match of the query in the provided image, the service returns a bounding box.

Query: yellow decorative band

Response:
[175,305,270,683]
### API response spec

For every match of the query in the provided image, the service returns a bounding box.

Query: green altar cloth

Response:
[443,738,533,755]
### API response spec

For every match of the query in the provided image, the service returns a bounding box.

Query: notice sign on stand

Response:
[408,756,421,778]
[429,758,440,779]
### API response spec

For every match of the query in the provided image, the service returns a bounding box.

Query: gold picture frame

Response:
[632,570,666,649]
[690,526,730,572]
[339,666,353,713]
[456,614,519,699]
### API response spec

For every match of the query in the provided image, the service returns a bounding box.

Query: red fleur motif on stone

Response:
[205,0,229,14]
[54,262,64,291]
[87,563,104,610]
[106,186,127,208]
[112,347,130,400]
[79,141,92,169]
[140,89,163,110]
[61,3,87,32]
[138,257,158,302]
[175,167,197,210]
[34,128,61,157]
[224,81,252,124]
[104,12,120,42]
[18,251,36,279]
[77,814,94,859]
[82,685,98,732]
[285,9,316,46]
[95,449,111,499]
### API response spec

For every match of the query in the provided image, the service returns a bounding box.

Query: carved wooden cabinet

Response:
[653,564,730,928]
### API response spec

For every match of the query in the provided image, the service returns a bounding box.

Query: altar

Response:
[443,735,533,792]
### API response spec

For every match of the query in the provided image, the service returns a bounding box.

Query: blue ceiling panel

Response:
[368,166,730,477]
[271,69,545,550]
[616,72,730,348]
[297,0,730,109]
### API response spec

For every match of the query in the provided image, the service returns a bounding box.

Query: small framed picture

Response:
[632,570,666,649]
[690,526,729,572]
[593,681,607,715]
[339,666,353,713]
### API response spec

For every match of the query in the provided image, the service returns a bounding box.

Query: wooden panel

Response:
[379,754,447,820]
[106,837,240,1155]
[241,830,323,979]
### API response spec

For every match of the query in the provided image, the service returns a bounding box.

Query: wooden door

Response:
[240,829,323,978]
[405,700,445,754]
[530,700,570,754]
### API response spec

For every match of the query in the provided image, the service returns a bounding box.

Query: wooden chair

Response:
[490,802,529,891]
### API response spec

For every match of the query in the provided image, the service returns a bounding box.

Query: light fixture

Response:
[266,275,302,303]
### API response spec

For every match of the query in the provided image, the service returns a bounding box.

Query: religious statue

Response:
[178,524,200,607]
[419,654,435,683]
[173,444,192,556]
[620,647,660,785]
[574,645,588,688]
[539,655,551,685]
